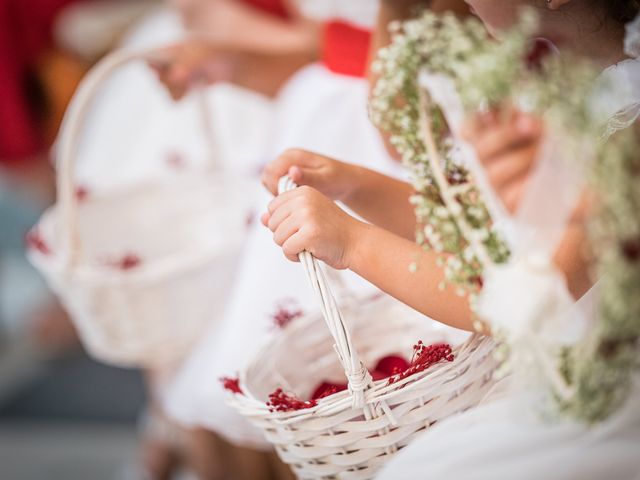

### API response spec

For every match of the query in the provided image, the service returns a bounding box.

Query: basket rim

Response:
[27,170,256,284]
[229,307,496,422]
[51,169,255,207]
[28,239,241,285]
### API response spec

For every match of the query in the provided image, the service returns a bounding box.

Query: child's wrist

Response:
[338,164,364,203]
[344,219,372,271]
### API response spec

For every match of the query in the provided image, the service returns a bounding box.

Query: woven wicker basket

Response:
[230,177,498,479]
[28,47,257,368]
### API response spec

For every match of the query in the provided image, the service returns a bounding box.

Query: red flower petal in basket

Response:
[166,151,186,169]
[366,291,385,302]
[75,186,89,202]
[220,376,243,395]
[374,355,410,377]
[108,254,142,271]
[272,300,303,329]
[267,388,317,412]
[310,381,347,401]
[387,341,454,386]
[25,229,51,255]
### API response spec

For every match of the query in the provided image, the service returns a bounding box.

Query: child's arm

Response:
[176,0,319,56]
[262,149,417,240]
[152,0,318,99]
[262,186,475,331]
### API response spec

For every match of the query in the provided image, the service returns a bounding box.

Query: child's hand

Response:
[148,41,234,101]
[462,109,543,214]
[261,186,365,269]
[262,149,360,201]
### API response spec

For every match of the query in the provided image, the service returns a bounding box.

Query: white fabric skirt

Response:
[376,377,640,479]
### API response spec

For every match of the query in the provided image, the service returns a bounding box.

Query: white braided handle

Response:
[277,176,373,409]
[56,46,220,270]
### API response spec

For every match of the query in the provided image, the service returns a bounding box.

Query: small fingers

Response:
[267,186,317,216]
[261,149,318,195]
[267,189,298,215]
[502,178,529,214]
[461,108,503,141]
[273,216,300,246]
[267,204,293,233]
[475,122,539,164]
[284,252,300,263]
[484,143,538,189]
[281,231,307,260]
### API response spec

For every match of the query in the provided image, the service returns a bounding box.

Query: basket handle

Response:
[56,46,220,269]
[277,176,372,409]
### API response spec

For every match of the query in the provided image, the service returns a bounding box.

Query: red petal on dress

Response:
[25,229,51,255]
[108,254,142,271]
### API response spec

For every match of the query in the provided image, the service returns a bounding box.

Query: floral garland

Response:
[371,10,640,422]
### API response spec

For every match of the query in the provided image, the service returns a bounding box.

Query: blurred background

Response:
[0,1,168,478]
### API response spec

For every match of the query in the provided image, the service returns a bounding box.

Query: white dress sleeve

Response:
[294,0,379,28]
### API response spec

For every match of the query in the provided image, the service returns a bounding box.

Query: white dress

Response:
[159,0,429,449]
[376,56,640,480]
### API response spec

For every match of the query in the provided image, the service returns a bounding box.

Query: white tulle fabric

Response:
[599,56,640,139]
[377,32,640,480]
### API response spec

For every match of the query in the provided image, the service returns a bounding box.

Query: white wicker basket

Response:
[229,177,498,479]
[27,47,257,368]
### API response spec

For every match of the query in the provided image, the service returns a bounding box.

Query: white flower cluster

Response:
[370,10,640,423]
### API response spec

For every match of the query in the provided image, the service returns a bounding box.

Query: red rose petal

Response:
[374,355,411,377]
[310,381,347,400]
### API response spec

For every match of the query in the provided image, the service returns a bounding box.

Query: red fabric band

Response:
[321,20,372,78]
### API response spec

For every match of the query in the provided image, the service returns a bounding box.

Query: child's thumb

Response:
[289,165,323,189]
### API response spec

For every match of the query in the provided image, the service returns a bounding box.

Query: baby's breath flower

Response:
[370,9,640,424]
